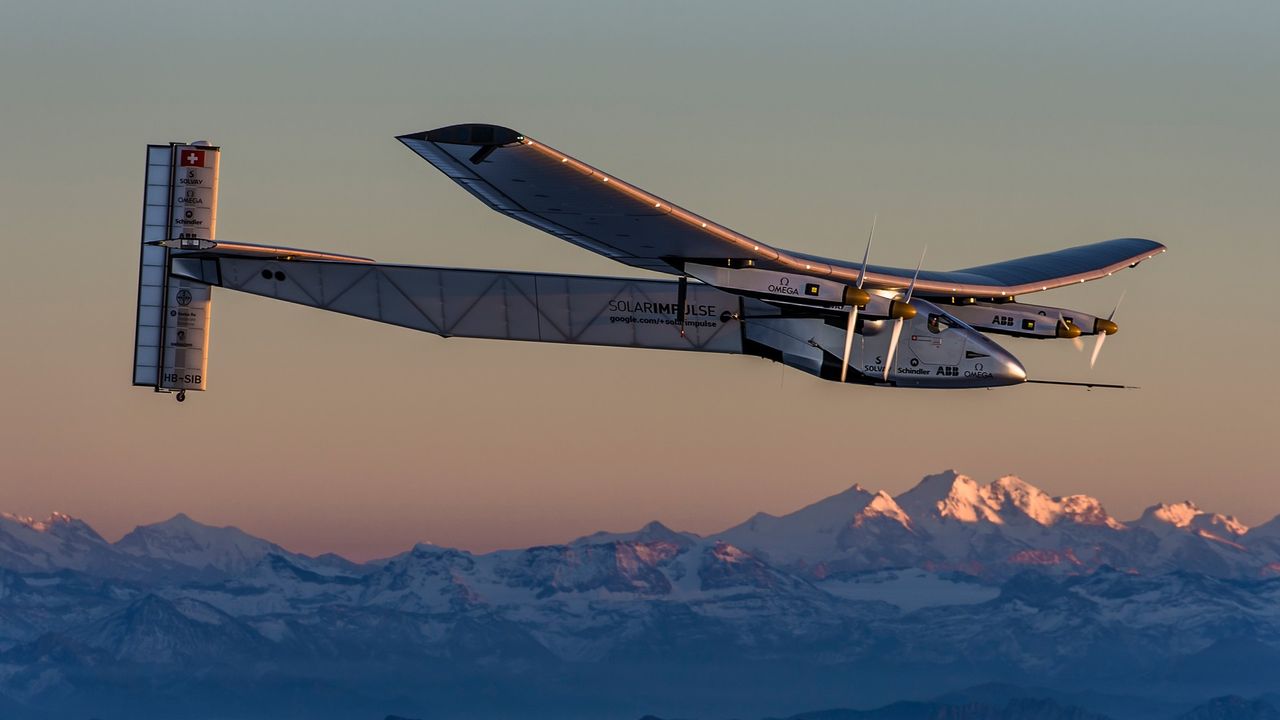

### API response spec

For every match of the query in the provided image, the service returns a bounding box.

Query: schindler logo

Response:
[174,208,204,226]
[768,277,800,295]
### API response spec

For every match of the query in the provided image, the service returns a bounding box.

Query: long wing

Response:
[398,124,1165,297]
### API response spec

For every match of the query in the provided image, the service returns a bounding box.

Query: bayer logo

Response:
[176,289,193,306]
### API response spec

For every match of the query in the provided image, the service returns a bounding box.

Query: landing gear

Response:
[176,390,186,403]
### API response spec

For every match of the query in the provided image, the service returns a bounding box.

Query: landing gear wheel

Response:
[176,390,186,403]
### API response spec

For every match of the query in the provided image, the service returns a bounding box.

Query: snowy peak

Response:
[987,476,1056,524]
[1,512,51,532]
[699,541,810,592]
[572,520,698,549]
[0,511,104,542]
[1137,502,1248,537]
[852,491,912,530]
[714,483,878,564]
[0,510,119,574]
[1190,512,1248,538]
[626,520,698,549]
[717,472,1132,570]
[939,475,1003,524]
[988,476,1126,529]
[114,514,292,575]
[1142,501,1202,528]
[1058,494,1125,529]
[746,483,876,529]
[2,511,60,532]
[895,471,1002,524]
[894,472,1120,529]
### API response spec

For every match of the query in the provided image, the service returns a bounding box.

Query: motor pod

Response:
[1094,318,1118,335]
[843,286,871,308]
[1056,320,1082,339]
[888,299,917,320]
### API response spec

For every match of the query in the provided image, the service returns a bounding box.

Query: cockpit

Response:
[925,306,976,335]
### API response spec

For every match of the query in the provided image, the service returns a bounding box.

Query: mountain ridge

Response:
[3,473,1280,719]
[6,471,1280,581]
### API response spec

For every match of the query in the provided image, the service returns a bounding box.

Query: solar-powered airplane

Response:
[131,125,1165,401]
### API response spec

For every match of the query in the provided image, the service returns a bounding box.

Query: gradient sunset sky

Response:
[1,1,1277,560]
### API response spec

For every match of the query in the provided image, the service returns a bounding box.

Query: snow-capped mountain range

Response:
[3,470,1276,583]
[716,471,1278,579]
[2,471,1279,720]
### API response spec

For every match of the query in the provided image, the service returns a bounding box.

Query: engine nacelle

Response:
[684,262,855,308]
[888,299,917,320]
[944,300,1110,339]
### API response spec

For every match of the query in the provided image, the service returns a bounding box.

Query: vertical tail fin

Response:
[132,142,220,397]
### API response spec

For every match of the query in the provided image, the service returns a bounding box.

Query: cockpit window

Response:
[926,304,978,333]
[927,314,951,334]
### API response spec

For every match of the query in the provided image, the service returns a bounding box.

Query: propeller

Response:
[883,246,926,381]
[1090,291,1125,369]
[839,216,876,383]
[1056,313,1081,340]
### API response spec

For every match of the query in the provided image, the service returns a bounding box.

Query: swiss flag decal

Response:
[180,149,206,167]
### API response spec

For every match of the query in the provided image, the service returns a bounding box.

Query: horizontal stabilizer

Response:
[154,239,374,264]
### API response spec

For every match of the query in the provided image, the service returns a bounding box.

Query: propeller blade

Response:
[883,317,904,381]
[842,216,880,382]
[1090,291,1125,369]
[904,245,926,304]
[1055,312,1082,340]
[1090,333,1107,368]
[1072,336,1085,352]
[1109,290,1126,321]
[840,306,858,383]
[857,214,876,289]
[884,245,926,381]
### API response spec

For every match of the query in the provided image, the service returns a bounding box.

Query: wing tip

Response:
[1111,237,1167,256]
[396,123,524,147]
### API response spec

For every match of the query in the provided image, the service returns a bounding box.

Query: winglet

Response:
[397,124,524,147]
